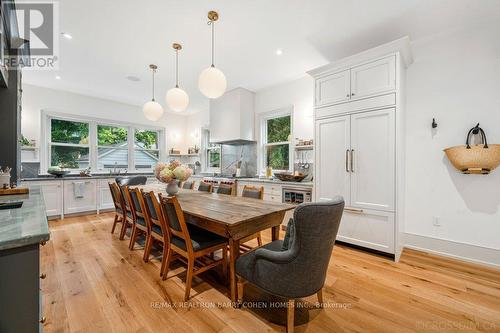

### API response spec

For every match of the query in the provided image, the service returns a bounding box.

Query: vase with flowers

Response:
[154,160,193,195]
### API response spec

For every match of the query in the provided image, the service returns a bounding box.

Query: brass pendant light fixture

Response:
[166,43,189,112]
[198,10,227,99]
[143,64,164,121]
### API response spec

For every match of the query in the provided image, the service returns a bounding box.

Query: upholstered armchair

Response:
[235,197,344,333]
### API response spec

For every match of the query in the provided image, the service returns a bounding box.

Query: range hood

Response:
[209,87,256,144]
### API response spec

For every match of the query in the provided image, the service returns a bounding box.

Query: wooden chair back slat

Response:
[242,185,264,200]
[197,181,213,193]
[158,194,194,253]
[141,190,167,236]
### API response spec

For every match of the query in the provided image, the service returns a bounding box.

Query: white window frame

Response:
[40,110,166,174]
[201,128,221,173]
[259,106,293,173]
[48,117,91,170]
[133,128,162,171]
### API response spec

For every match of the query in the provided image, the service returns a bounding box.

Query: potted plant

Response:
[154,160,193,195]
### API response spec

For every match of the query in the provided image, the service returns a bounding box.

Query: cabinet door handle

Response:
[345,150,350,172]
[351,93,355,96]
[346,94,350,98]
[344,207,364,213]
[350,149,355,172]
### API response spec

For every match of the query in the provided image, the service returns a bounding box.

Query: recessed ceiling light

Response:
[61,32,73,39]
[276,48,283,56]
[126,75,140,82]
[55,75,61,80]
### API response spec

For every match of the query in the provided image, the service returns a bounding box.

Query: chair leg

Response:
[143,235,153,262]
[159,244,169,278]
[161,245,173,281]
[287,299,295,333]
[317,289,323,308]
[236,276,245,306]
[184,258,195,301]
[119,220,128,240]
[257,233,262,247]
[128,225,138,250]
[111,214,118,234]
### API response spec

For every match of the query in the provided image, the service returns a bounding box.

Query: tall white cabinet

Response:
[309,37,412,259]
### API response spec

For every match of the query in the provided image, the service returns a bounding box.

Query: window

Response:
[97,124,128,170]
[263,114,291,171]
[43,113,164,172]
[134,129,160,169]
[202,129,220,172]
[50,118,90,169]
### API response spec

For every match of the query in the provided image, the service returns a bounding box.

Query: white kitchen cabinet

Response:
[315,69,350,107]
[309,39,411,257]
[22,181,63,217]
[97,179,114,211]
[315,116,350,203]
[312,55,396,108]
[63,179,97,214]
[337,209,395,254]
[350,109,395,211]
[350,56,396,99]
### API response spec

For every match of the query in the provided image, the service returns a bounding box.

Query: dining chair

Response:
[142,190,171,278]
[182,181,195,190]
[158,193,228,301]
[128,187,150,250]
[240,185,264,248]
[118,185,135,240]
[197,181,213,192]
[235,198,345,333]
[109,182,126,235]
[217,183,233,195]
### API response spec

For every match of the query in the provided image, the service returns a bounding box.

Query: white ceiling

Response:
[22,0,500,115]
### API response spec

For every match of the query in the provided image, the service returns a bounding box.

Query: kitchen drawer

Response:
[63,180,97,214]
[262,184,282,196]
[337,208,395,254]
[263,193,282,203]
[315,93,395,119]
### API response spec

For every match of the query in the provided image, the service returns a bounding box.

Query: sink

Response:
[0,202,23,210]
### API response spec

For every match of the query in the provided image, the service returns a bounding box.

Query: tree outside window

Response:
[264,115,291,171]
[50,119,90,169]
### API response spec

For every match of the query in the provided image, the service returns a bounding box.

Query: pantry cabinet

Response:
[314,55,396,109]
[309,37,412,258]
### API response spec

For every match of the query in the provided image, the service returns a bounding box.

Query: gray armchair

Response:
[235,197,344,333]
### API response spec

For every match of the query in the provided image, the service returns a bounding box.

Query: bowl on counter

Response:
[273,172,307,182]
[47,169,71,178]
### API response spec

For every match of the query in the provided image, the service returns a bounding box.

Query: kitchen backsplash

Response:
[221,143,257,177]
[21,162,41,179]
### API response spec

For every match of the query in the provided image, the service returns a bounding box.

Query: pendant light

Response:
[143,64,164,121]
[198,11,227,99]
[166,43,189,112]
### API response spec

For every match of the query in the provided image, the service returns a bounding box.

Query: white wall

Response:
[21,84,188,163]
[252,23,500,266]
[403,22,500,263]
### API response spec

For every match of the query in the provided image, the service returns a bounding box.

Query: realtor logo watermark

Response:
[2,0,59,70]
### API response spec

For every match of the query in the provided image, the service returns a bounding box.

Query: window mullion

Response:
[89,121,97,171]
[128,127,134,171]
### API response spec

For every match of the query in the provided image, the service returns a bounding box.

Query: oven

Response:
[282,187,312,205]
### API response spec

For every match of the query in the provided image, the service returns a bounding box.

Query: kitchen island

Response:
[0,186,50,332]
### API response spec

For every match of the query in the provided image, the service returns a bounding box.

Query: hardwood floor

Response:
[40,212,500,333]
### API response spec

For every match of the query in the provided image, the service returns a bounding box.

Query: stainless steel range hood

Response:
[209,88,255,144]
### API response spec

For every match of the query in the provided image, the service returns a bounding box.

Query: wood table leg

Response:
[229,238,240,304]
[271,225,280,241]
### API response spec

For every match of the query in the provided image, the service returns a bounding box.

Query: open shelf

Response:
[294,145,314,150]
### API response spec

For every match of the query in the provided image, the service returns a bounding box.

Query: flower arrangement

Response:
[155,161,193,194]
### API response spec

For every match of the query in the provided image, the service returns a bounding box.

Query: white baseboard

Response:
[403,232,500,269]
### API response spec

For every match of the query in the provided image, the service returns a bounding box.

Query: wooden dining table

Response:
[135,184,295,303]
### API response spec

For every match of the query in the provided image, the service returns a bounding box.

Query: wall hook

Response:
[432,118,438,128]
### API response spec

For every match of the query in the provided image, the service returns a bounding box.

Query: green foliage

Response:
[51,146,89,169]
[267,116,290,143]
[266,116,291,170]
[51,119,89,144]
[97,125,127,146]
[135,130,158,150]
[266,144,289,170]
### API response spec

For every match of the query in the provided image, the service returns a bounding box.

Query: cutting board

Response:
[0,187,29,196]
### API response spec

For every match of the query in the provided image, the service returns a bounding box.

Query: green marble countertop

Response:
[0,186,50,251]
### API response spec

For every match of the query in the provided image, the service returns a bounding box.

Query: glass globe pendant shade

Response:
[142,100,164,121]
[198,66,227,99]
[166,87,189,112]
